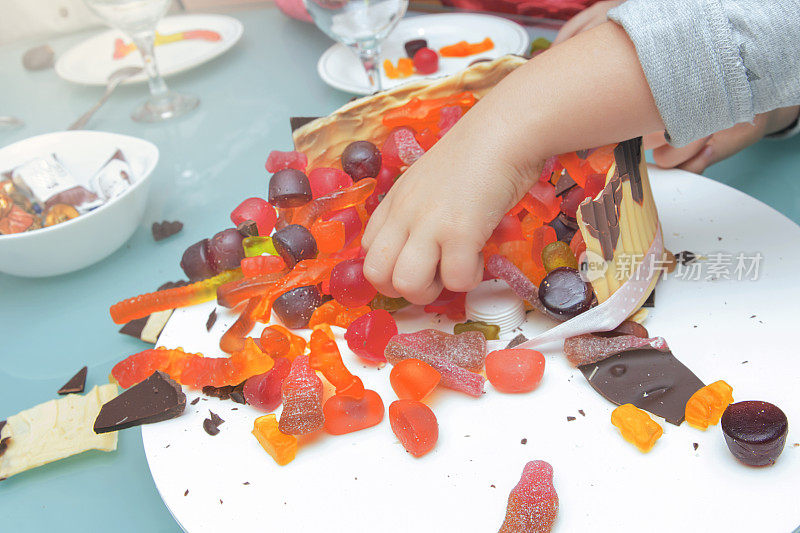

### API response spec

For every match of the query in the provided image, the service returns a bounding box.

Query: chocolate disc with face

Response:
[579,348,704,425]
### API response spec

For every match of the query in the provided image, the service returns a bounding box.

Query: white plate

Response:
[317,13,530,94]
[143,167,800,532]
[55,14,243,86]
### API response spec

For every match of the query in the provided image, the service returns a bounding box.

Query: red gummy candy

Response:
[266,150,307,173]
[382,127,424,169]
[279,355,325,435]
[498,460,559,533]
[539,156,561,183]
[389,358,441,401]
[586,143,616,173]
[485,349,545,393]
[330,257,377,308]
[557,151,591,188]
[243,357,291,412]
[241,255,286,278]
[344,309,397,363]
[230,197,277,236]
[323,389,385,435]
[490,213,525,244]
[423,289,466,321]
[323,207,362,246]
[527,182,560,223]
[308,167,353,198]
[414,128,438,151]
[412,47,439,75]
[389,400,438,457]
[559,185,585,219]
[563,333,668,367]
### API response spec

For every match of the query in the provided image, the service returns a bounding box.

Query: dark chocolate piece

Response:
[190,398,200,406]
[290,116,320,133]
[520,438,527,445]
[567,416,576,421]
[675,251,697,265]
[0,420,5,434]
[184,489,189,496]
[548,215,578,243]
[237,220,259,238]
[579,176,623,261]
[643,288,656,308]
[504,333,528,349]
[206,309,217,331]
[0,436,10,459]
[152,220,183,241]
[93,371,186,434]
[721,401,788,466]
[58,366,87,395]
[578,409,585,416]
[468,58,492,67]
[203,411,225,436]
[693,442,699,451]
[554,172,577,196]
[579,348,704,425]
[230,390,246,405]
[614,138,644,204]
[404,38,428,58]
[119,316,148,339]
[209,411,224,426]
[158,280,189,291]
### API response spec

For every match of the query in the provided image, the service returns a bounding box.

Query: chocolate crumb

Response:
[206,309,217,331]
[184,489,189,496]
[750,315,756,319]
[231,407,238,411]
[793,443,799,448]
[717,236,722,241]
[152,220,183,241]
[190,398,199,405]
[165,444,170,449]
[521,438,527,445]
[58,366,88,395]
[578,409,585,416]
[741,361,748,364]
[237,220,259,238]
[464,435,470,438]
[209,411,224,426]
[203,419,220,436]
[693,442,699,451]
[490,484,496,488]
[243,481,250,485]
[567,416,576,421]
[230,390,246,404]
[220,499,223,505]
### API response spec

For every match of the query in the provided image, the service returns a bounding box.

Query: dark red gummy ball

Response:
[272,224,318,267]
[272,285,324,329]
[268,169,312,208]
[329,257,377,308]
[180,238,215,281]
[412,47,439,75]
[538,267,593,318]
[721,400,788,467]
[341,141,382,181]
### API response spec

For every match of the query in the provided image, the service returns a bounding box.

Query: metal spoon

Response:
[67,66,143,130]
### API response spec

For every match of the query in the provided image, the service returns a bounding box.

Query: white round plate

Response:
[55,14,243,86]
[317,13,530,95]
[143,167,800,532]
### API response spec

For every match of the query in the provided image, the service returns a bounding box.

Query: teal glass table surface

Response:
[0,6,798,531]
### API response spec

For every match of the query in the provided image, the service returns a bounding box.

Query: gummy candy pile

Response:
[383,37,496,80]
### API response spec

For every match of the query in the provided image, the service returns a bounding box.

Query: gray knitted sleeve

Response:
[608,0,800,146]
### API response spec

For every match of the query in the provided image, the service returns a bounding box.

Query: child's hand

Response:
[361,106,540,305]
[553,0,624,44]
[645,106,800,174]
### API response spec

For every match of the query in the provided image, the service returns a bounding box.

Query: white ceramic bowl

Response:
[0,131,158,277]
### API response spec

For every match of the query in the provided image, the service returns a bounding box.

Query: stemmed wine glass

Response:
[304,0,409,93]
[83,0,199,122]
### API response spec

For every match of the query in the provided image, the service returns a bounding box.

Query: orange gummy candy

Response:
[310,218,346,254]
[611,403,663,452]
[216,268,288,309]
[261,324,306,360]
[307,299,371,329]
[308,329,364,398]
[111,268,243,324]
[389,400,438,457]
[485,349,545,394]
[252,414,298,466]
[439,37,494,57]
[382,92,476,132]
[685,380,734,430]
[323,389,385,435]
[220,296,263,354]
[389,358,441,401]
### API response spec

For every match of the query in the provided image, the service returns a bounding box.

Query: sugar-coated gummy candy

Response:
[541,241,578,272]
[389,400,438,457]
[538,267,593,319]
[498,460,559,533]
[563,333,668,367]
[279,355,325,435]
[243,357,291,412]
[485,349,545,394]
[384,330,485,397]
[453,321,500,340]
[344,309,397,363]
[252,414,298,466]
[265,150,307,173]
[230,197,277,237]
[330,257,377,308]
[611,403,663,452]
[721,400,788,466]
[390,358,441,401]
[382,127,424,168]
[342,141,382,181]
[272,224,318,267]
[390,329,486,371]
[437,105,462,135]
[268,169,313,208]
[272,285,324,329]
[486,255,548,315]
[323,389,385,435]
[684,380,734,430]
[308,167,353,198]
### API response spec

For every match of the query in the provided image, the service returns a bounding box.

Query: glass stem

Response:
[132,30,169,101]
[355,42,382,93]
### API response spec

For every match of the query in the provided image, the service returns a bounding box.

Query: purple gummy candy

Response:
[384,330,486,397]
[564,333,669,367]
[486,255,549,315]
[278,355,325,435]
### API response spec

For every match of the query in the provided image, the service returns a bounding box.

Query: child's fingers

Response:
[361,195,391,251]
[652,136,710,168]
[363,225,408,298]
[392,235,443,304]
[439,239,484,293]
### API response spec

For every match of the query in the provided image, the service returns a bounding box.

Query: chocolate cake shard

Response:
[58,366,88,395]
[579,348,704,426]
[580,176,623,261]
[290,116,321,133]
[119,316,148,339]
[94,371,186,434]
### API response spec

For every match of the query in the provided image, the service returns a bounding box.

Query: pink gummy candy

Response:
[230,197,278,236]
[382,127,425,168]
[266,150,308,173]
[274,0,313,22]
[384,330,486,397]
[278,355,325,435]
[308,167,353,198]
[344,309,397,363]
[563,333,669,367]
[498,460,559,533]
[437,105,463,136]
[243,357,291,412]
[486,255,548,315]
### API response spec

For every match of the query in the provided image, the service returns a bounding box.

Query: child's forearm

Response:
[456,22,664,177]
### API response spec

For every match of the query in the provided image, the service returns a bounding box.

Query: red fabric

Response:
[441,0,598,20]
